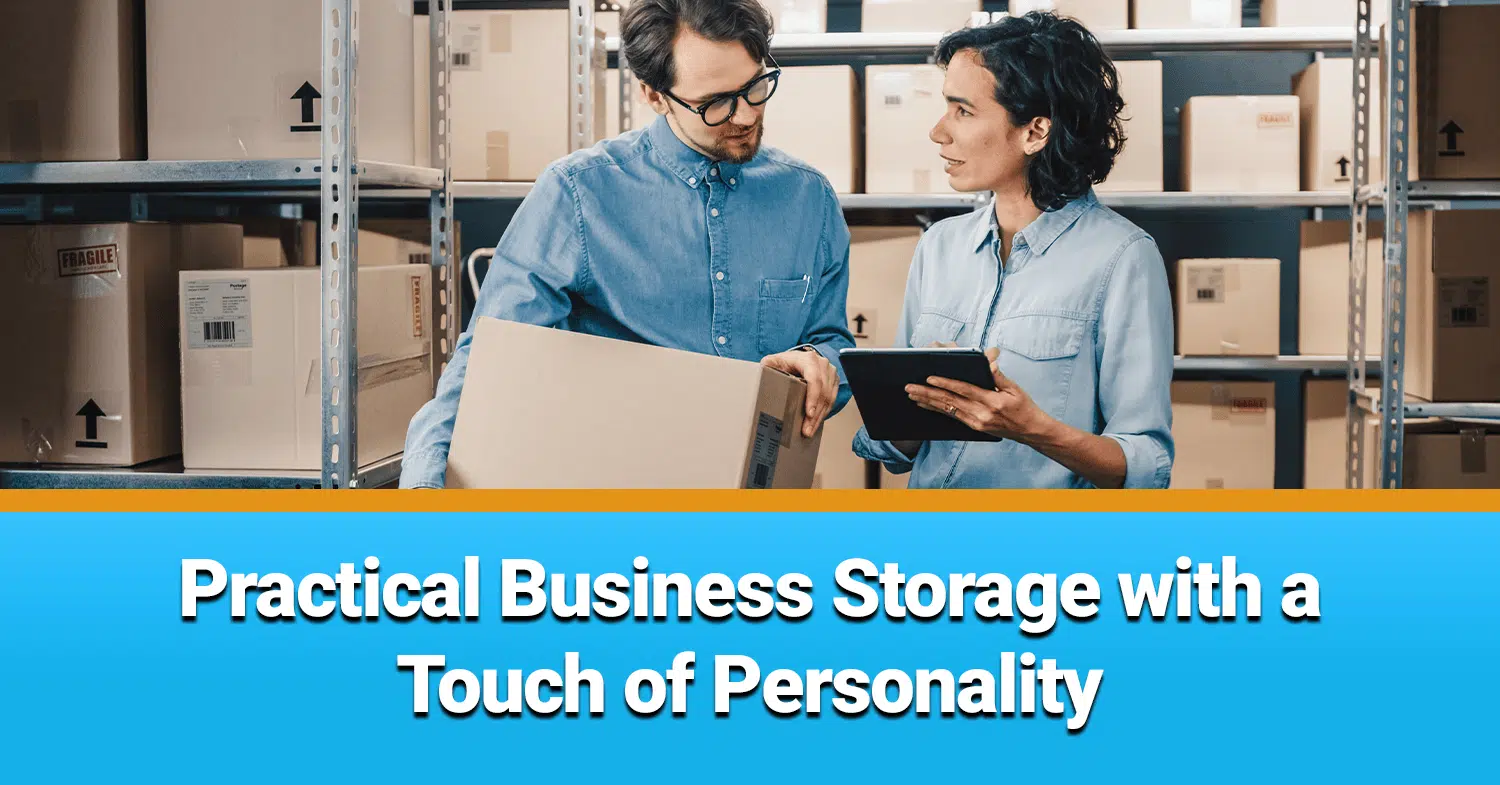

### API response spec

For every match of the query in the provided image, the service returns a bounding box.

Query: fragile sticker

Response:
[1231,397,1269,415]
[1188,266,1225,303]
[412,275,425,339]
[57,244,120,278]
[745,412,783,489]
[185,279,253,349]
[1439,276,1489,329]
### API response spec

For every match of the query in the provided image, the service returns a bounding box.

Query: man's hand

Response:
[762,347,838,438]
[905,348,1048,442]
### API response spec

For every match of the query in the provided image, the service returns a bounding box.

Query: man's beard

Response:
[706,122,763,164]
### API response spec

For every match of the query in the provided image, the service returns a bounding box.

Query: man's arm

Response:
[399,167,587,489]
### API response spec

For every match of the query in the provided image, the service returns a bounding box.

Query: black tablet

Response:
[839,347,1001,443]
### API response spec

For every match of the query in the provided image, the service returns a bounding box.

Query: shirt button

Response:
[711,208,720,217]
[717,336,727,345]
[711,167,719,176]
[688,177,697,186]
[729,178,736,185]
[715,271,725,281]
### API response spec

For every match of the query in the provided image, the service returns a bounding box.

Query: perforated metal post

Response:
[321,0,359,489]
[570,0,599,151]
[1346,0,1377,488]
[1379,0,1413,489]
[430,1,456,377]
[618,46,636,134]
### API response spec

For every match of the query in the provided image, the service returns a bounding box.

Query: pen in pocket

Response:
[801,274,811,303]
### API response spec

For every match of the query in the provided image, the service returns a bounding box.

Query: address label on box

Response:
[1439,276,1489,328]
[185,278,253,349]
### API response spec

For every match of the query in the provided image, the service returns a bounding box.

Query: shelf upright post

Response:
[1346,0,1378,488]
[570,0,600,152]
[1378,0,1413,489]
[321,0,359,488]
[430,1,456,380]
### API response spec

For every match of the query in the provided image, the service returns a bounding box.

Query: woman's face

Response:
[929,50,1047,194]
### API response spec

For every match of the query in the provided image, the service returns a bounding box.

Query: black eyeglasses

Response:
[662,57,781,127]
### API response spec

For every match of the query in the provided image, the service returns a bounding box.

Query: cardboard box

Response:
[1010,1,1129,31]
[862,0,981,34]
[1404,426,1500,489]
[1303,379,1357,489]
[1297,220,1384,357]
[1170,381,1276,489]
[1405,7,1500,180]
[0,0,141,162]
[1098,60,1165,192]
[762,0,827,34]
[1174,259,1280,356]
[761,66,859,193]
[605,68,656,138]
[415,10,605,179]
[180,266,432,472]
[1399,211,1500,402]
[1132,0,1242,28]
[1262,0,1379,29]
[815,227,921,489]
[0,223,241,465]
[1182,96,1300,192]
[865,65,952,194]
[1293,58,1382,192]
[146,0,415,164]
[446,318,821,488]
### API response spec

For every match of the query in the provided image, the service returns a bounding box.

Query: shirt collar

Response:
[644,115,743,190]
[970,190,1097,255]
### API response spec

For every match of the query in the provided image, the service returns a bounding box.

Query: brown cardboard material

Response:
[1401,211,1500,402]
[146,0,414,164]
[1297,220,1384,357]
[1404,427,1500,488]
[815,227,921,489]
[1010,1,1129,31]
[1170,381,1276,489]
[1181,96,1300,193]
[1294,59,1349,192]
[179,266,432,472]
[761,1,828,33]
[1262,1,1375,28]
[0,223,240,465]
[1174,259,1280,356]
[414,10,604,179]
[0,0,141,162]
[865,65,952,194]
[862,0,981,34]
[1302,379,1362,489]
[1098,60,1164,192]
[1409,7,1500,180]
[761,66,860,193]
[446,318,821,489]
[1132,0,1242,28]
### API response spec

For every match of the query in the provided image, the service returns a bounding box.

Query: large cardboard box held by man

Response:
[1174,259,1280,356]
[865,65,953,194]
[1098,60,1164,193]
[446,319,821,488]
[0,223,242,465]
[179,266,432,472]
[147,0,415,163]
[1170,381,1276,489]
[0,0,141,162]
[1182,96,1300,192]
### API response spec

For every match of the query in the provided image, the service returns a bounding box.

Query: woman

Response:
[853,12,1174,489]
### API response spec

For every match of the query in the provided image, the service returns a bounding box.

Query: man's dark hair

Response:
[936,13,1127,211]
[621,0,773,94]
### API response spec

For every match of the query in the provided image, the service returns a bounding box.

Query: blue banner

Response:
[2,511,1495,781]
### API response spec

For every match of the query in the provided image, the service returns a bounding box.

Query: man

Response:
[401,0,853,489]
[853,13,1175,489]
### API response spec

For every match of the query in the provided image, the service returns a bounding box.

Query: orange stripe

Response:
[3,489,1500,513]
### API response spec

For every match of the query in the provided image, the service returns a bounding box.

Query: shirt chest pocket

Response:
[909,312,966,347]
[994,313,1088,419]
[756,277,811,355]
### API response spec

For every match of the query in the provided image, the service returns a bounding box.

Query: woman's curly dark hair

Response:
[935,12,1127,212]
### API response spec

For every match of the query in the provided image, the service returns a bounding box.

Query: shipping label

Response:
[745,412,783,489]
[452,22,483,71]
[1188,266,1226,303]
[185,279,253,349]
[1439,276,1489,329]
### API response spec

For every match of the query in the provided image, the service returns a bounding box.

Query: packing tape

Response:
[359,355,431,392]
[781,382,803,448]
[486,131,511,180]
[490,14,513,54]
[20,418,53,463]
[5,99,43,161]
[1210,384,1230,421]
[1460,429,1487,475]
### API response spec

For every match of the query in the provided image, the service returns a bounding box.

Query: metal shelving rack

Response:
[1345,0,1500,488]
[0,0,457,490]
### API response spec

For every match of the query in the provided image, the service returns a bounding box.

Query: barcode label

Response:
[884,94,903,107]
[185,278,253,349]
[1439,277,1489,328]
[744,412,783,489]
[1187,266,1226,304]
[452,52,472,67]
[202,321,236,343]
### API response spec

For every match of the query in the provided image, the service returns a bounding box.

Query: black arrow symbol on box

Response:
[1439,121,1465,157]
[75,399,107,449]
[1336,156,1351,179]
[291,82,321,133]
[852,313,869,336]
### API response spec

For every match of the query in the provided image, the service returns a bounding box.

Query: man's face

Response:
[929,50,1037,193]
[645,28,767,163]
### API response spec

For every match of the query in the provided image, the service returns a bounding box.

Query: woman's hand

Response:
[905,348,1046,441]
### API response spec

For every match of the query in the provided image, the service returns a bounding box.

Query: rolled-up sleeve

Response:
[399,166,586,489]
[1096,236,1175,489]
[851,230,928,475]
